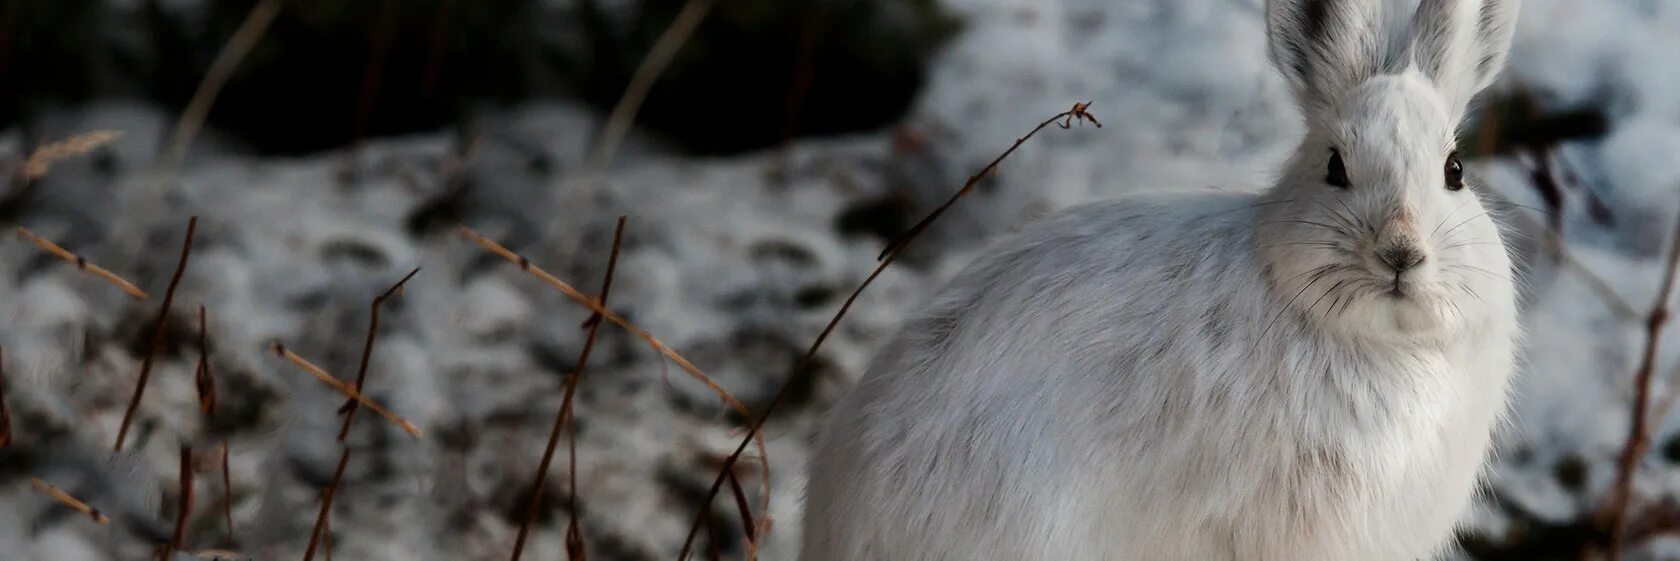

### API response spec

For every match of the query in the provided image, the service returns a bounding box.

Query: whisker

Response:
[1251,267,1334,353]
[1260,220,1347,234]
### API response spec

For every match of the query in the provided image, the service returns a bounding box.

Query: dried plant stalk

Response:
[510,217,625,561]
[459,226,773,521]
[22,130,122,180]
[31,478,110,525]
[0,346,10,449]
[1604,196,1680,560]
[337,267,421,441]
[270,343,422,438]
[677,102,1103,560]
[15,226,148,299]
[163,446,196,559]
[301,448,352,561]
[115,216,199,452]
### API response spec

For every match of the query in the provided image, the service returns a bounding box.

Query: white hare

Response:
[799,1,1521,560]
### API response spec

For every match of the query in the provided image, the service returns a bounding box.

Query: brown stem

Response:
[195,305,215,415]
[270,343,423,438]
[221,441,234,541]
[114,216,199,453]
[302,447,352,561]
[676,102,1102,560]
[337,267,422,441]
[16,226,148,299]
[0,346,10,449]
[1604,195,1680,560]
[31,477,109,525]
[164,446,195,558]
[510,217,625,561]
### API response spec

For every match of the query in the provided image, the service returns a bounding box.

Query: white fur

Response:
[799,1,1522,559]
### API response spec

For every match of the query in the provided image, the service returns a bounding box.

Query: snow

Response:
[2,0,1679,559]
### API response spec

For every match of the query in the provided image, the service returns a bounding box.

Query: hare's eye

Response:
[1326,148,1350,188]
[1444,152,1465,191]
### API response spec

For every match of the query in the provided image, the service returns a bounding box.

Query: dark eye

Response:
[1326,148,1350,188]
[1445,151,1465,191]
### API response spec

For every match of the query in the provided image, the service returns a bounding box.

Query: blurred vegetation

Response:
[0,0,959,155]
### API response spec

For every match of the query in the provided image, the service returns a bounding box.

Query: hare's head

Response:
[1255,0,1519,341]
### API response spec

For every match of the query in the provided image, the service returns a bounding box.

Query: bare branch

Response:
[269,343,423,438]
[16,226,148,299]
[677,102,1102,560]
[510,217,625,561]
[31,477,110,525]
[21,130,122,180]
[1603,196,1680,560]
[115,216,199,452]
[336,267,422,441]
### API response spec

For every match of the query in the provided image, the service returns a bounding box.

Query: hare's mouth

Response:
[1384,275,1418,299]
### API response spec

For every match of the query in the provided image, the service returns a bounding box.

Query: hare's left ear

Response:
[1409,0,1520,116]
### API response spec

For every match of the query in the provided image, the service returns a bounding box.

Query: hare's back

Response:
[802,189,1269,559]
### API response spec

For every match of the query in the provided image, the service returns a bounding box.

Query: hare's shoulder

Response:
[907,189,1265,360]
[970,189,1263,289]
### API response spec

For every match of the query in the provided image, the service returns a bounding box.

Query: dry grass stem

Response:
[336,267,422,441]
[196,305,216,415]
[270,343,423,438]
[31,477,110,525]
[301,448,352,561]
[114,216,198,452]
[221,442,234,541]
[1603,196,1680,560]
[510,217,626,561]
[22,130,122,180]
[163,446,196,559]
[582,0,713,181]
[0,346,10,449]
[15,226,148,298]
[156,0,281,178]
[460,226,773,512]
[677,102,1103,560]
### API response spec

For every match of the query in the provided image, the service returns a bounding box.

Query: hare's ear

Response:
[1266,0,1390,116]
[1409,0,1520,116]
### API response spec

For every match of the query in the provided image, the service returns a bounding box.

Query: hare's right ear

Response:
[1409,0,1520,117]
[1266,0,1392,118]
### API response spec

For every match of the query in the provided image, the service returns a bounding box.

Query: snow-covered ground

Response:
[2,0,1679,559]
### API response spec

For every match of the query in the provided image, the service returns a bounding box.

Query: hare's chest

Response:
[1278,351,1507,556]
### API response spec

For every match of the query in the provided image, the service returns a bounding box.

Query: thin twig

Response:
[460,226,773,519]
[114,216,198,453]
[194,306,235,541]
[510,217,625,561]
[1604,196,1680,560]
[196,305,215,415]
[878,102,1103,260]
[581,0,713,181]
[163,446,195,559]
[31,477,110,525]
[301,448,351,561]
[269,343,423,438]
[21,130,122,180]
[457,228,759,424]
[16,226,148,299]
[336,267,422,442]
[725,467,755,548]
[221,442,234,542]
[155,0,281,179]
[552,0,712,259]
[0,346,10,448]
[676,102,1102,560]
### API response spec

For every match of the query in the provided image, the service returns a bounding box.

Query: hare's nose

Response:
[1379,246,1425,274]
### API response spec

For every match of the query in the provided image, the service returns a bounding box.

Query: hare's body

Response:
[800,191,1517,561]
[801,1,1524,559]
